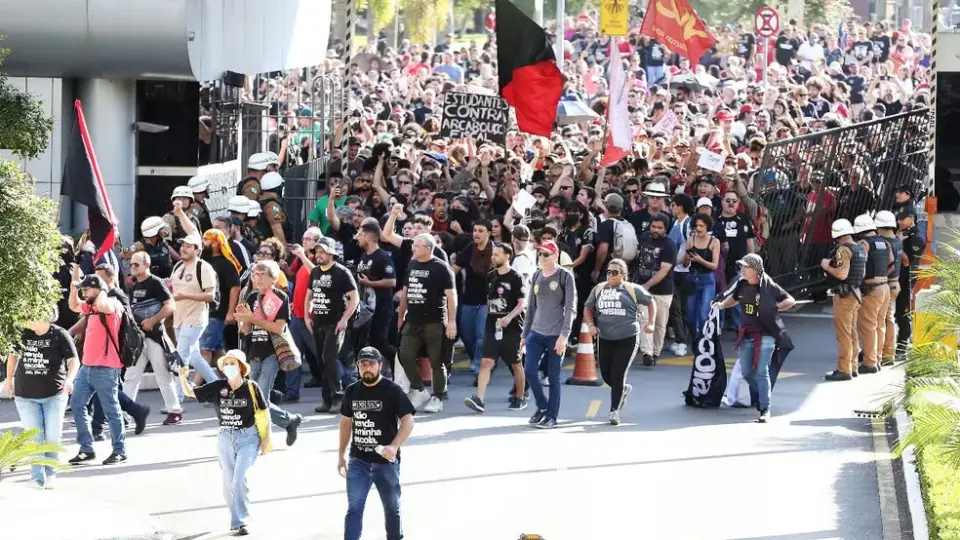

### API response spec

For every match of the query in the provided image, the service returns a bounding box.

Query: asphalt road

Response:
[0,308,904,540]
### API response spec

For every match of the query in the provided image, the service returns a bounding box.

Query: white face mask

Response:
[222,365,241,380]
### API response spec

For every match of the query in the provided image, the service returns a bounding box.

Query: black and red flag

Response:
[61,99,117,263]
[495,0,563,137]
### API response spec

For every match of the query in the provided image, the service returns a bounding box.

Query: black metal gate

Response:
[754,107,931,294]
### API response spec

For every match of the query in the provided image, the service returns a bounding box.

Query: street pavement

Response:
[0,307,905,540]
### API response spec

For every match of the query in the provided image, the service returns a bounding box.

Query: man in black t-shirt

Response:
[634,216,677,366]
[465,243,528,414]
[124,252,182,425]
[199,231,242,365]
[355,222,398,372]
[307,238,360,413]
[339,346,414,540]
[398,234,457,413]
[717,192,756,329]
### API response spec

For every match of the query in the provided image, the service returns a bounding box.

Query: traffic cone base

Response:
[566,323,602,386]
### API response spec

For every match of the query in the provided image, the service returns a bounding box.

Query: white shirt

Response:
[796,41,824,71]
[511,248,537,283]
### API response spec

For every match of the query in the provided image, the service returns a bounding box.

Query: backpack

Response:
[594,281,638,304]
[611,218,639,262]
[173,259,221,310]
[100,292,145,369]
[353,286,377,329]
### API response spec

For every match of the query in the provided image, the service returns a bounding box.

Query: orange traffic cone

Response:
[566,323,602,386]
[418,357,432,387]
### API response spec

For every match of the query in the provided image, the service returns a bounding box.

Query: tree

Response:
[0,37,61,357]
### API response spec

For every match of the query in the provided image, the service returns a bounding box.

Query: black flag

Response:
[61,99,117,262]
[683,306,727,407]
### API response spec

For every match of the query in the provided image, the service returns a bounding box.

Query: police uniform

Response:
[237,176,262,201]
[880,233,902,365]
[830,241,865,376]
[141,239,175,279]
[257,197,291,243]
[189,201,213,232]
[161,211,202,242]
[896,225,926,352]
[859,233,892,371]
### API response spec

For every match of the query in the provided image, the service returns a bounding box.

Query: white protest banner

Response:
[697,148,724,172]
[653,110,679,134]
[512,189,537,214]
[440,91,509,144]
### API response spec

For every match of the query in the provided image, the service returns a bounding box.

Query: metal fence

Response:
[754,107,931,294]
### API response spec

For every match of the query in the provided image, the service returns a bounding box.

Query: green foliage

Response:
[0,428,68,485]
[688,0,843,27]
[0,39,53,160]
[509,0,590,21]
[401,0,451,44]
[369,0,397,34]
[916,446,960,540]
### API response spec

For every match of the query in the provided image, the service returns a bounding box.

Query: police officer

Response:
[162,186,202,242]
[257,171,290,245]
[187,176,213,232]
[245,200,265,248]
[875,210,902,366]
[895,210,925,358]
[821,219,865,381]
[137,217,175,279]
[853,214,893,375]
[237,152,269,200]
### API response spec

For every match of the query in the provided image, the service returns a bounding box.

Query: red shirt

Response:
[80,300,124,368]
[292,259,312,319]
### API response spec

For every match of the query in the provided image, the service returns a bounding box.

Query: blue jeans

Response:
[686,272,716,338]
[738,335,776,411]
[248,355,294,429]
[217,426,260,529]
[345,457,402,540]
[14,393,68,486]
[285,316,318,397]
[199,317,226,352]
[646,64,665,84]
[458,304,487,373]
[176,325,221,401]
[524,331,563,421]
[71,365,125,455]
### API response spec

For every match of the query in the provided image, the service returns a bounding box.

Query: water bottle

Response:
[495,326,503,341]
[374,445,395,462]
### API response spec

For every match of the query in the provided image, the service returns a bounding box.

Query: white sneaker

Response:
[622,384,633,408]
[409,390,430,410]
[609,410,621,425]
[540,375,550,387]
[675,343,688,356]
[423,396,443,413]
[668,342,679,355]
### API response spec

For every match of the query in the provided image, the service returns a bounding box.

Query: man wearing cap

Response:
[854,213,893,375]
[187,176,214,232]
[163,186,203,243]
[892,185,917,221]
[138,217,175,279]
[256,171,290,245]
[895,210,925,356]
[170,232,223,389]
[713,253,796,423]
[592,193,635,283]
[237,153,268,200]
[306,237,360,413]
[524,240,577,429]
[821,219,866,381]
[339,346,415,540]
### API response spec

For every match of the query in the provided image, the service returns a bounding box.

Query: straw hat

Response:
[217,349,250,378]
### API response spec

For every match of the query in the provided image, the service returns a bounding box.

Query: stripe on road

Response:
[585,400,601,418]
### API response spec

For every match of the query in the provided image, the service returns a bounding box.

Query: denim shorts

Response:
[199,317,226,352]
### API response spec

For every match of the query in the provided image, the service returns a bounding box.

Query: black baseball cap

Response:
[357,347,383,364]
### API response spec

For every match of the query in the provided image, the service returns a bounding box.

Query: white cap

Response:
[247,199,262,217]
[228,195,253,213]
[187,175,209,193]
[260,171,284,191]
[180,233,203,247]
[831,218,855,239]
[248,152,269,171]
[696,197,713,209]
[853,213,876,234]
[874,210,897,229]
[263,151,280,166]
[171,186,194,201]
[140,216,166,238]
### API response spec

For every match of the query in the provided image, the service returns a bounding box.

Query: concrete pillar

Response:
[75,78,137,246]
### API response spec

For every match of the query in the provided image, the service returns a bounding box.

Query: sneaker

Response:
[42,476,56,490]
[162,413,183,426]
[92,433,105,442]
[642,354,654,367]
[68,452,96,465]
[286,414,303,447]
[668,342,679,355]
[314,400,337,413]
[529,409,547,425]
[472,376,479,388]
[622,384,633,408]
[303,379,322,389]
[423,396,443,413]
[675,343,688,356]
[824,370,853,381]
[133,406,150,435]
[858,364,880,375]
[102,453,128,465]
[609,410,621,425]
[652,355,659,366]
[235,525,250,536]
[535,417,558,429]
[464,395,485,413]
[757,409,771,423]
[408,389,430,410]
[507,397,528,411]
[160,409,171,415]
[282,394,300,403]
[881,355,895,367]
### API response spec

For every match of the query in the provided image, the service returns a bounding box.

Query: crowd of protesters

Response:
[0,7,935,538]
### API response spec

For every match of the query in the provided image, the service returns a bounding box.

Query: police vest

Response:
[863,235,892,280]
[885,235,903,281]
[143,240,173,279]
[841,241,866,288]
[257,197,292,241]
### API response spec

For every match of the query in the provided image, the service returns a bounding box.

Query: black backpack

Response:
[99,292,145,369]
[173,259,221,310]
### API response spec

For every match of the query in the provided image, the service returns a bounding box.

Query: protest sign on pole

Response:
[440,91,509,144]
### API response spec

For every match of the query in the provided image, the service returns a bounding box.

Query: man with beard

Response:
[452,221,494,381]
[169,233,222,389]
[339,347,415,540]
[213,217,253,283]
[355,222,398,372]
[198,229,242,365]
[307,238,360,414]
[431,193,451,233]
[328,186,366,270]
[634,215,677,366]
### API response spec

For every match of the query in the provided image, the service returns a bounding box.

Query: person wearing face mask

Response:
[194,350,271,536]
[559,200,596,344]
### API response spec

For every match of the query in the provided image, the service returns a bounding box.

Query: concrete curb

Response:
[895,408,930,540]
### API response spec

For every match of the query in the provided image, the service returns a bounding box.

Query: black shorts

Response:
[481,326,523,365]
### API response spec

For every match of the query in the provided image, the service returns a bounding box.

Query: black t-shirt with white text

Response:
[13,325,76,399]
[560,225,596,279]
[195,379,268,429]
[335,222,363,271]
[635,234,677,295]
[340,378,416,464]
[309,263,358,327]
[404,257,455,325]
[737,33,756,58]
[486,268,527,332]
[131,274,172,325]
[357,248,397,307]
[718,213,756,276]
[245,287,291,361]
[397,238,448,287]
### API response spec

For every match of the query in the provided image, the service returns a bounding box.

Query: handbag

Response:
[248,380,273,453]
[253,288,302,373]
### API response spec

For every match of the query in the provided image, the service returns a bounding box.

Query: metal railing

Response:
[754,107,931,294]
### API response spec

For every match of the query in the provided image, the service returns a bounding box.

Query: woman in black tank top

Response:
[683,214,721,336]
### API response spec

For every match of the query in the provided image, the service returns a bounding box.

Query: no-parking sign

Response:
[754,7,779,38]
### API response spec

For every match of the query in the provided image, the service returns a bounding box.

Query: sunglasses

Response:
[130,262,144,268]
[626,189,639,195]
[606,270,622,276]
[256,250,273,256]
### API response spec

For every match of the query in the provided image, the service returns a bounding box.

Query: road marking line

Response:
[781,312,834,319]
[871,418,904,540]
[585,400,601,418]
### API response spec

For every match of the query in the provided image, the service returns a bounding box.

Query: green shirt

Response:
[308,196,348,234]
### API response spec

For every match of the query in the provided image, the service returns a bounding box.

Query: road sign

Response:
[754,7,780,38]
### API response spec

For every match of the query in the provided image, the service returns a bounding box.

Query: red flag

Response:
[640,0,717,64]
[61,100,117,262]
[496,0,563,137]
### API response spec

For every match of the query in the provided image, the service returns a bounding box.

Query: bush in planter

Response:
[0,428,68,485]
